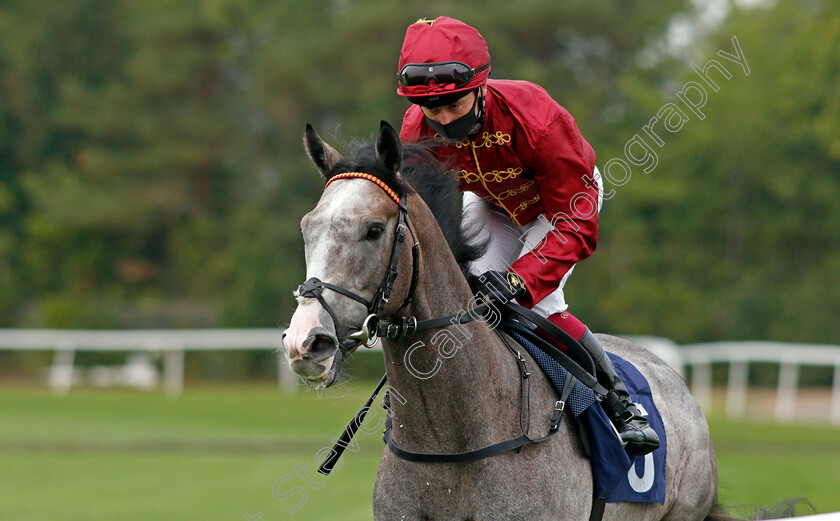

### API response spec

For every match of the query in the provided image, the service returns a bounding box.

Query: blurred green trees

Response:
[575,0,840,343]
[0,0,837,350]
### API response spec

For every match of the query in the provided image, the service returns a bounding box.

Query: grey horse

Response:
[282,122,722,521]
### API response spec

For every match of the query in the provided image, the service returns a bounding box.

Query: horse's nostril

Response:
[305,334,338,356]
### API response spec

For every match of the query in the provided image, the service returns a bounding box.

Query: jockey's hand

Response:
[469,270,526,303]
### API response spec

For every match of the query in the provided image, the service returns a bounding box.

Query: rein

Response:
[300,172,603,478]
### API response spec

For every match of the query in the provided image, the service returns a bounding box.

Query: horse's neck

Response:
[381,211,522,452]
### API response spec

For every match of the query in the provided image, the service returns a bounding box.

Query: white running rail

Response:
[2,328,840,426]
[680,341,840,425]
[0,328,292,395]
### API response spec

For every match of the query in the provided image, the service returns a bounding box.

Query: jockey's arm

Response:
[509,110,599,308]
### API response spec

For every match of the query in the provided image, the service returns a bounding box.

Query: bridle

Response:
[295,172,421,351]
[301,171,609,492]
[295,171,505,349]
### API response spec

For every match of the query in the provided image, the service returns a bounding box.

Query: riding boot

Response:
[579,328,660,455]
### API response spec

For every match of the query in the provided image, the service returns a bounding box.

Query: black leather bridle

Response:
[300,172,586,475]
[295,172,420,352]
[295,171,507,349]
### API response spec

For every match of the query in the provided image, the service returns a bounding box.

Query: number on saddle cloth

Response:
[505,319,668,505]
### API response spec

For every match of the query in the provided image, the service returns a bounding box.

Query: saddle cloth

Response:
[506,324,667,504]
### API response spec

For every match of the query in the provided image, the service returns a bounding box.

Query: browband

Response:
[325,172,403,207]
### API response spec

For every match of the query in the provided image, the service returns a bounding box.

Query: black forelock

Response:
[324,138,487,277]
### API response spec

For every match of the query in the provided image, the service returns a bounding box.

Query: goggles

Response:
[398,61,490,89]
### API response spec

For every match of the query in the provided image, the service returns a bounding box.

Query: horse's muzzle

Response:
[302,327,339,358]
[283,323,340,386]
[284,324,336,358]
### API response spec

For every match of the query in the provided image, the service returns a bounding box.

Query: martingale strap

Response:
[381,331,577,464]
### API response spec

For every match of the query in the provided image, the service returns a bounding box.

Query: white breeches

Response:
[463,166,603,318]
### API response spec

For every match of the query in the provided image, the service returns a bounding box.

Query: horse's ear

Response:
[304,123,342,179]
[375,121,402,174]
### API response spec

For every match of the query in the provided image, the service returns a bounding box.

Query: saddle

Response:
[501,317,667,505]
[318,300,667,520]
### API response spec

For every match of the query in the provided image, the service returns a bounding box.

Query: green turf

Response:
[0,384,383,521]
[1,384,838,520]
[708,418,840,517]
[0,451,382,521]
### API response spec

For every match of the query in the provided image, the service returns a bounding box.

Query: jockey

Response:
[396,16,659,455]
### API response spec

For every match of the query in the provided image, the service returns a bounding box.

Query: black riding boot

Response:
[579,329,660,455]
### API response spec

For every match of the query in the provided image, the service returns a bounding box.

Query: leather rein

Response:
[298,172,585,476]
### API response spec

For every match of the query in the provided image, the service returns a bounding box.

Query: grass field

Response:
[1,383,839,520]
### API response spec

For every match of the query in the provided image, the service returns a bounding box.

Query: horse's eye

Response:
[366,223,385,240]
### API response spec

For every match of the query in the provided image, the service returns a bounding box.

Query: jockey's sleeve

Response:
[509,108,599,308]
[398,106,423,142]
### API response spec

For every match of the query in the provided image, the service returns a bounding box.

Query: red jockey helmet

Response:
[396,17,491,105]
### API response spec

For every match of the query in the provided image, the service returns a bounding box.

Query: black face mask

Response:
[425,90,485,141]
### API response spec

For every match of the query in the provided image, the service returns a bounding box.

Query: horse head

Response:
[282,121,415,388]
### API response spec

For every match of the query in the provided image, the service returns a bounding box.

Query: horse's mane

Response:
[327,140,487,278]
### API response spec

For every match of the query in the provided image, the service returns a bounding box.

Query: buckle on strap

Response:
[516,351,530,379]
[385,323,400,339]
[550,400,565,431]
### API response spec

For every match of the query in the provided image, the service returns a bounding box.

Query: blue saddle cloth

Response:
[506,324,667,504]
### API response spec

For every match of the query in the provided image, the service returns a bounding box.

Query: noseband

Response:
[295,172,420,349]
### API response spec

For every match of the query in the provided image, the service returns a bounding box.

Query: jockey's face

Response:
[421,89,479,126]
